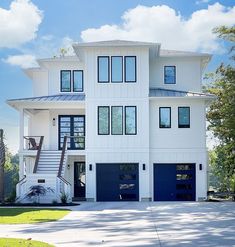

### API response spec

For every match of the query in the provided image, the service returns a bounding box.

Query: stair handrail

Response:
[33,136,44,173]
[58,135,68,177]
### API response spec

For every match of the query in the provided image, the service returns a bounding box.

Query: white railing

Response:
[56,176,72,203]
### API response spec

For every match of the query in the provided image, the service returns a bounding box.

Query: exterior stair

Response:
[36,150,66,175]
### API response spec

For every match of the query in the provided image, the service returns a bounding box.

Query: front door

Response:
[74,162,86,198]
[59,115,85,150]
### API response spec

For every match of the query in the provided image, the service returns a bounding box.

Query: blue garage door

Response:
[96,163,139,201]
[154,163,196,201]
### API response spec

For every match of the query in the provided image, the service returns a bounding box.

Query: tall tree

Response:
[206,26,235,195]
[0,129,5,202]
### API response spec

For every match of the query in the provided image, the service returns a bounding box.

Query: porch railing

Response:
[32,136,44,173]
[23,136,43,150]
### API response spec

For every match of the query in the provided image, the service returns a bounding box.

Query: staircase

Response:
[36,150,66,175]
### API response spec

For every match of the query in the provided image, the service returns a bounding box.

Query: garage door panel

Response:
[97,163,139,202]
[154,163,196,201]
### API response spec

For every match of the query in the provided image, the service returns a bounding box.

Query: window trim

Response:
[164,65,176,84]
[73,70,84,92]
[178,107,190,128]
[98,56,110,83]
[124,56,137,83]
[159,107,171,128]
[60,70,71,92]
[111,56,123,83]
[98,106,110,135]
[111,106,123,135]
[125,106,137,135]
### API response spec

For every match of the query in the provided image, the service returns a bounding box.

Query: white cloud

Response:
[81,3,235,52]
[0,0,43,48]
[3,54,38,68]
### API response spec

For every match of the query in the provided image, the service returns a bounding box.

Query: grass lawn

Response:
[0,238,54,246]
[0,208,70,224]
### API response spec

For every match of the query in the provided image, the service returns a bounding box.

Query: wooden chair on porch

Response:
[28,138,39,150]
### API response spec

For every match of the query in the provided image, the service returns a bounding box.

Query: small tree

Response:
[0,129,5,203]
[24,185,54,204]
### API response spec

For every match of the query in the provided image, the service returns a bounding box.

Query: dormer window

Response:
[61,70,83,92]
[164,66,176,84]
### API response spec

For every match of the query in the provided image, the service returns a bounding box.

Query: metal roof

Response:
[160,49,211,57]
[7,94,85,102]
[149,88,215,98]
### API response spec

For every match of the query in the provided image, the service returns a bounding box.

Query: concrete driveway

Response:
[0,202,235,247]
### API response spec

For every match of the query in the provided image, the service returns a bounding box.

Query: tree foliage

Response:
[206,26,235,194]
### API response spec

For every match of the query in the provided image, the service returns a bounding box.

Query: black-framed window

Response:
[61,70,71,92]
[111,106,123,135]
[125,106,137,135]
[159,107,171,128]
[98,106,110,135]
[73,70,83,92]
[178,107,190,128]
[164,66,176,84]
[124,56,136,82]
[98,56,109,83]
[111,56,123,83]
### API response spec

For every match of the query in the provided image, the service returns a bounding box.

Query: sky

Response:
[0,0,234,153]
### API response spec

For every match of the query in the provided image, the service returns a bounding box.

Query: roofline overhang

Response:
[6,100,85,111]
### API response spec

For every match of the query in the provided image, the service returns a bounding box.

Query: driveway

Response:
[0,202,235,247]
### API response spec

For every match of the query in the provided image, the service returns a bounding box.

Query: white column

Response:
[19,154,24,179]
[19,108,24,152]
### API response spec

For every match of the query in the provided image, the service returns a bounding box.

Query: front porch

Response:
[7,95,86,203]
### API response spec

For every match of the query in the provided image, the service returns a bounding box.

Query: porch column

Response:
[19,108,24,152]
[19,154,25,179]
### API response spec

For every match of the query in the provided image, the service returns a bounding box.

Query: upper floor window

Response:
[61,70,83,92]
[159,107,171,128]
[125,56,136,82]
[125,106,137,135]
[164,66,176,84]
[61,70,71,92]
[73,70,83,92]
[178,107,190,128]
[98,56,109,83]
[111,56,123,83]
[98,106,110,135]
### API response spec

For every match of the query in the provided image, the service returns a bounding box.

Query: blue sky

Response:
[0,0,234,153]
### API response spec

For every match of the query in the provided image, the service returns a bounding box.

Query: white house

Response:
[7,40,215,203]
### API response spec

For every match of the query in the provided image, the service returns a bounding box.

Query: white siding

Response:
[150,57,202,92]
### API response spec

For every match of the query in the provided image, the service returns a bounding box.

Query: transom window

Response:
[164,66,176,84]
[178,107,190,128]
[98,56,136,83]
[61,70,83,92]
[159,107,171,128]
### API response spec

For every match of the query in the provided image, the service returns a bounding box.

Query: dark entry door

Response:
[96,163,139,201]
[74,162,85,198]
[154,163,196,201]
[59,115,85,150]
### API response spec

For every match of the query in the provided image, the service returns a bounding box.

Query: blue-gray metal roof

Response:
[149,88,215,98]
[7,94,85,102]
